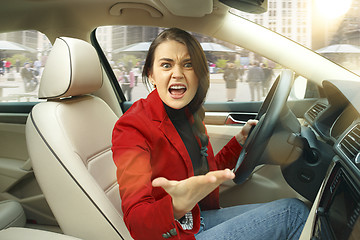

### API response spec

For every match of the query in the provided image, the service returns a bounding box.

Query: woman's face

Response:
[148,40,199,109]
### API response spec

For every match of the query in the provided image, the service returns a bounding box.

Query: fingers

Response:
[240,119,258,138]
[235,119,258,145]
[204,169,235,184]
[152,177,171,188]
[247,119,258,126]
[222,168,236,179]
[244,119,258,129]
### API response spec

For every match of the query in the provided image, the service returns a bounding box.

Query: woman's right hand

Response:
[152,169,235,219]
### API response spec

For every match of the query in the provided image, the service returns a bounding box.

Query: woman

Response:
[112,28,309,240]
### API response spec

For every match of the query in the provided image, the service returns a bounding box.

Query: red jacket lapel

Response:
[146,90,195,177]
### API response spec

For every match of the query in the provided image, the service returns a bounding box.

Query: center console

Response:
[312,160,360,240]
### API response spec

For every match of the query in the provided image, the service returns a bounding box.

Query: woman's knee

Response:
[280,198,309,221]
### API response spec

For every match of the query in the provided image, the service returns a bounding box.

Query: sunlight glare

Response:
[316,0,352,19]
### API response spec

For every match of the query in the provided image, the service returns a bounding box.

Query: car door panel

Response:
[204,99,317,125]
[0,123,30,191]
[0,103,57,226]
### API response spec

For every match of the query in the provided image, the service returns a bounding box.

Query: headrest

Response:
[38,37,103,99]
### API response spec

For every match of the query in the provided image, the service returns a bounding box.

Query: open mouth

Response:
[168,84,187,98]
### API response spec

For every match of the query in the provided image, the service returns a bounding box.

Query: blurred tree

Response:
[6,54,31,67]
[216,59,228,71]
[117,54,141,69]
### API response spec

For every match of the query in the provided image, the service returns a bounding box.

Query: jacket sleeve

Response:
[213,136,242,170]
[112,115,200,240]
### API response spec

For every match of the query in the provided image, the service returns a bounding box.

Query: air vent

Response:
[307,103,327,121]
[339,124,360,162]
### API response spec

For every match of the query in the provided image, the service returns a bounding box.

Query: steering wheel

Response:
[233,69,295,184]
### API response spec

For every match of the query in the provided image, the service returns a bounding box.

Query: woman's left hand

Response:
[235,119,258,145]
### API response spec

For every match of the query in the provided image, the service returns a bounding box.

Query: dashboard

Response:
[302,80,360,240]
[304,80,360,170]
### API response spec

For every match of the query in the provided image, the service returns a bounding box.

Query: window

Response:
[0,30,51,103]
[96,26,291,103]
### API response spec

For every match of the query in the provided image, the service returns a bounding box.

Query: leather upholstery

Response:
[0,227,82,240]
[38,37,103,99]
[26,37,132,240]
[0,200,26,230]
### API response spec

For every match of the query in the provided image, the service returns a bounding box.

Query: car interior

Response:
[0,0,359,239]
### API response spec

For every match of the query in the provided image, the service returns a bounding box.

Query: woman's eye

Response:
[184,62,192,68]
[161,63,171,68]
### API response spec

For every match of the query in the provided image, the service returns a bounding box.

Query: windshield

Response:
[1,0,358,104]
[94,0,360,103]
[233,0,360,74]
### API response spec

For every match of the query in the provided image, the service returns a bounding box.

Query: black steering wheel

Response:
[233,69,295,184]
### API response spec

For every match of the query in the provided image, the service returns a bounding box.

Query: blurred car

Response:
[0,0,359,239]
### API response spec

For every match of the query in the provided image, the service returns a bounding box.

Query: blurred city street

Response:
[130,73,257,103]
[0,71,261,103]
[0,71,38,102]
[6,68,360,104]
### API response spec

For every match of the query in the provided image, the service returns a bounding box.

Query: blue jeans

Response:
[195,198,309,240]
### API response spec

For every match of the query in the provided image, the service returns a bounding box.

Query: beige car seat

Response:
[0,227,83,240]
[26,37,132,240]
[0,200,26,230]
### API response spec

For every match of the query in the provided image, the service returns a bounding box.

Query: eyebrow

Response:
[159,57,174,62]
[158,57,192,63]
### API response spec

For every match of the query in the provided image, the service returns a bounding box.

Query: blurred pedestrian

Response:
[223,62,239,102]
[120,67,135,101]
[0,59,5,75]
[33,59,42,76]
[261,63,274,97]
[238,65,245,82]
[15,59,20,73]
[5,60,11,73]
[20,62,38,92]
[247,61,264,101]
[132,61,141,86]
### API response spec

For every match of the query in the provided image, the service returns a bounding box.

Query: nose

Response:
[172,64,184,79]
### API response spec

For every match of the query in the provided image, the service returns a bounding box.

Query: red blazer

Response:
[112,90,242,240]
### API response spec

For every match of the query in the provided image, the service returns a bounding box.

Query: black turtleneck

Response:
[164,104,206,176]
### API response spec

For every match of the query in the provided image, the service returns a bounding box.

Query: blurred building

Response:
[0,30,51,62]
[236,0,312,48]
[1,0,359,63]
[332,0,360,46]
[1,31,38,50]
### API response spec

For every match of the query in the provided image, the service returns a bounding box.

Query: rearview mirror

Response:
[219,0,268,14]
